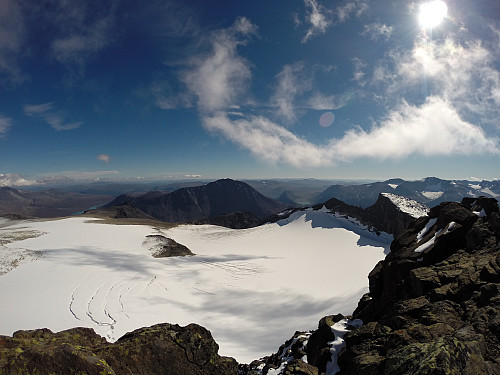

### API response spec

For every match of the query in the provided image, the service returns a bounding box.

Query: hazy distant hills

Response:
[314,177,500,208]
[0,186,112,218]
[104,179,288,223]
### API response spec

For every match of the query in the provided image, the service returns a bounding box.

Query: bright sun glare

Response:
[419,0,448,29]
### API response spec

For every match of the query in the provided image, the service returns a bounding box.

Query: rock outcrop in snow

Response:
[272,192,428,237]
[142,234,194,257]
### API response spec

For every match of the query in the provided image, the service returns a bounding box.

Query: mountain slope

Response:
[104,178,288,222]
[0,186,112,218]
[315,177,500,208]
[273,192,429,237]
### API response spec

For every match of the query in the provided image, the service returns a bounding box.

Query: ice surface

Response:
[0,215,388,363]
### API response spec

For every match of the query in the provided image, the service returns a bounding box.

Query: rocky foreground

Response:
[1,197,499,374]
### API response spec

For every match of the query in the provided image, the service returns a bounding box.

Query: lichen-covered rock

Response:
[0,323,237,375]
[0,327,113,375]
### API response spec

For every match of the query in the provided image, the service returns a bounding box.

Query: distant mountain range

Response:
[0,186,112,218]
[103,179,288,224]
[2,177,499,227]
[314,177,500,208]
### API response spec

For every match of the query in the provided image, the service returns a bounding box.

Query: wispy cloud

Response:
[271,62,311,122]
[0,0,26,83]
[45,1,118,74]
[204,113,333,167]
[375,34,500,128]
[302,0,332,43]
[97,154,111,163]
[335,0,369,23]
[361,23,394,41]
[0,114,12,137]
[307,92,353,110]
[181,17,257,113]
[352,57,367,86]
[24,102,83,131]
[161,14,500,169]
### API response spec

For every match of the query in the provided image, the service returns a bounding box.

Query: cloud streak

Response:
[0,114,12,137]
[48,1,118,70]
[0,0,26,83]
[24,103,83,131]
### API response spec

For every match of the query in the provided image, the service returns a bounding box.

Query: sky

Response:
[1,0,500,186]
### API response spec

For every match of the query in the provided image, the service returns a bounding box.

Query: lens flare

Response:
[319,112,335,127]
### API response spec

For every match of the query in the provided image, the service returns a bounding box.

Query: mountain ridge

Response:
[314,177,500,208]
[103,178,288,224]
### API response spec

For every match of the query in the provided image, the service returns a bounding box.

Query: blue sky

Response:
[1,0,500,185]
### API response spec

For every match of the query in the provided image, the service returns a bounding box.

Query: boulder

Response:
[142,235,194,257]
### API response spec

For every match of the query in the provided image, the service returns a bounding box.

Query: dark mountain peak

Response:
[104,178,287,225]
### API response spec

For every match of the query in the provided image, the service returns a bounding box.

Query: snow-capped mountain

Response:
[272,192,428,237]
[314,177,500,208]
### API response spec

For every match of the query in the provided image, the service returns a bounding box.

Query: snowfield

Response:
[0,214,389,363]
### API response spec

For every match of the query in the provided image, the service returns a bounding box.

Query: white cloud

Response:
[336,0,369,23]
[182,17,257,113]
[307,92,352,110]
[97,154,111,163]
[202,97,498,168]
[333,97,499,160]
[203,112,333,168]
[302,0,332,43]
[271,62,311,122]
[0,114,12,137]
[361,23,394,41]
[377,34,500,128]
[24,103,55,116]
[0,173,36,187]
[352,57,367,86]
[24,102,83,131]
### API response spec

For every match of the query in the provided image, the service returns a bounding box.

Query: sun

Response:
[418,0,448,29]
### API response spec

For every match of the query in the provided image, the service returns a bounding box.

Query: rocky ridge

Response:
[242,196,500,374]
[272,192,428,237]
[0,323,237,375]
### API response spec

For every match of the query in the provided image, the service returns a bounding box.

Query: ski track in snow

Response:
[0,216,389,363]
